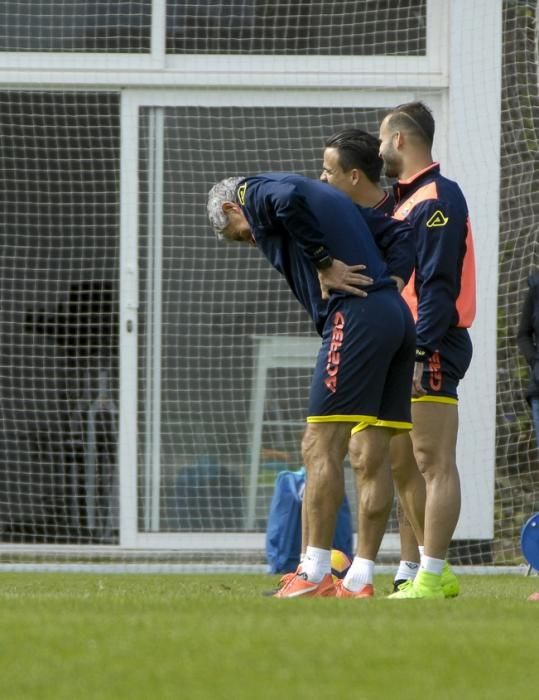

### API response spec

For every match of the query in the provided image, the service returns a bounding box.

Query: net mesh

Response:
[0,92,120,546]
[497,0,539,563]
[166,0,426,55]
[0,2,152,52]
[0,1,536,572]
[137,107,387,540]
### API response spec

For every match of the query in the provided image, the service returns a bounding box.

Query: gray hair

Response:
[207,176,246,238]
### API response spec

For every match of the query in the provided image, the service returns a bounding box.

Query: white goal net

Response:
[0,0,536,572]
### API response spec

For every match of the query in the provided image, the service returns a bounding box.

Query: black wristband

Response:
[309,245,333,270]
[415,348,428,363]
[314,255,333,270]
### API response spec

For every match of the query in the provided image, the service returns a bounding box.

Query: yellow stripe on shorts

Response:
[307,414,378,424]
[412,395,457,405]
[351,419,413,436]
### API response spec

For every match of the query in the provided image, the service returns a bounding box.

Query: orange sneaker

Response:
[273,572,336,598]
[334,579,374,599]
[278,572,296,588]
[261,571,297,597]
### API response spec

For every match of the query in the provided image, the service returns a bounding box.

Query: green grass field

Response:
[0,573,538,699]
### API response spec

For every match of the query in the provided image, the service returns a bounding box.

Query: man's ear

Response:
[222,201,237,214]
[394,131,405,149]
[350,169,362,186]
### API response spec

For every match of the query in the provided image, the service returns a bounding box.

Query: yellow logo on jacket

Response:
[237,183,247,205]
[426,210,449,228]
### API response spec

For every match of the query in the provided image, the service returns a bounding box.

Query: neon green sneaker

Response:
[394,578,414,593]
[394,563,459,597]
[441,562,460,598]
[387,570,444,599]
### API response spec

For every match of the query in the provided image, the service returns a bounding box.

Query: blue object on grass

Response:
[265,467,353,574]
[521,512,539,571]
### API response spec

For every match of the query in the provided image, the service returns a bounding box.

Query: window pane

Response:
[0,92,121,543]
[0,1,152,52]
[166,0,426,55]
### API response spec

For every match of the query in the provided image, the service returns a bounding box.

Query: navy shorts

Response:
[416,327,473,404]
[307,288,415,432]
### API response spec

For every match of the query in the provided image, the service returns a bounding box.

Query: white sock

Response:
[418,545,425,558]
[301,546,331,582]
[299,552,305,563]
[420,555,444,576]
[394,560,420,583]
[343,557,374,591]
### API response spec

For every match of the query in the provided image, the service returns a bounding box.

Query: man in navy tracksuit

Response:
[319,127,426,593]
[378,102,476,599]
[207,172,416,597]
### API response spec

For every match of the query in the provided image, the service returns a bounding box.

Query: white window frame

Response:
[0,0,447,89]
[120,86,445,551]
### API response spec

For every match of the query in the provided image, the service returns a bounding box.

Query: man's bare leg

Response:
[348,426,394,560]
[388,403,461,599]
[274,422,351,597]
[301,422,351,549]
[390,432,426,546]
[332,425,394,595]
[397,504,421,561]
[410,401,460,560]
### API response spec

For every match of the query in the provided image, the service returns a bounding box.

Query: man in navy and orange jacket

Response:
[379,101,476,600]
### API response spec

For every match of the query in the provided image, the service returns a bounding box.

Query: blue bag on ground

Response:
[265,467,353,574]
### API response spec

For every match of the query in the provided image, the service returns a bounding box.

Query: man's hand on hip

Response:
[317,260,372,300]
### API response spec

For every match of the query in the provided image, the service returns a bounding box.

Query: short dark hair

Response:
[385,101,435,148]
[324,128,383,183]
